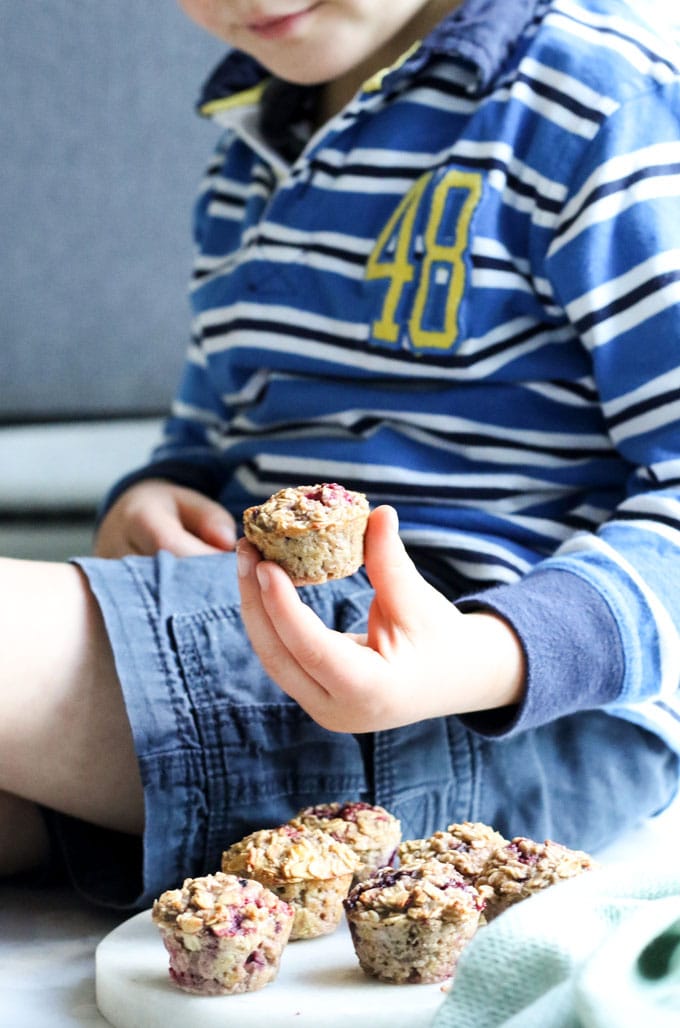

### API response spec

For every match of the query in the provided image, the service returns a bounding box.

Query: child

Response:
[2,0,680,909]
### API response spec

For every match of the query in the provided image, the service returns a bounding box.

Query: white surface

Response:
[0,885,119,1028]
[0,419,162,508]
[2,795,679,1028]
[95,914,445,1028]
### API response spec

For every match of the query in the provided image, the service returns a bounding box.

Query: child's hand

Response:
[237,506,525,733]
[94,480,236,558]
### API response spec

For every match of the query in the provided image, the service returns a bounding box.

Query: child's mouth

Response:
[247,5,319,40]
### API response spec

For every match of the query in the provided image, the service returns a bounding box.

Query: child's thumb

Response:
[363,505,426,620]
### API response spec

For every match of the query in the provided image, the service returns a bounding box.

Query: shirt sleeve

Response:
[456,569,624,736]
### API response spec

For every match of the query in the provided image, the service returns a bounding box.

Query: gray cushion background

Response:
[1,0,225,420]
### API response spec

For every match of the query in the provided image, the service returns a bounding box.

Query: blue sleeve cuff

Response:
[456,568,625,738]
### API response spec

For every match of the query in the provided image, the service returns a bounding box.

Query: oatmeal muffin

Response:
[343,858,486,984]
[242,482,370,585]
[151,871,294,995]
[476,836,595,921]
[291,801,402,883]
[221,824,359,940]
[397,821,507,880]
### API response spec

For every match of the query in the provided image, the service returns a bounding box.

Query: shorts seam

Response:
[126,558,206,882]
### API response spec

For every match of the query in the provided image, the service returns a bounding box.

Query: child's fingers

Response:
[176,493,237,550]
[133,514,225,557]
[236,543,331,709]
[257,563,390,728]
[237,541,386,728]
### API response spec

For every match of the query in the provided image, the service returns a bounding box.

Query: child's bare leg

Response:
[0,558,144,875]
[0,791,50,876]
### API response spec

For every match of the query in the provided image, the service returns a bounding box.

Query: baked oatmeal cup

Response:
[343,858,487,984]
[242,482,370,585]
[151,871,294,995]
[221,824,359,940]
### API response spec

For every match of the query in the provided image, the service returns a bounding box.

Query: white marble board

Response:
[95,911,446,1027]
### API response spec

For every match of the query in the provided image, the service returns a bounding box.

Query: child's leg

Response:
[1,549,372,907]
[5,549,672,906]
[0,791,50,876]
[0,558,144,857]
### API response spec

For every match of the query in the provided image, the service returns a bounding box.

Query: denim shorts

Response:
[49,550,678,910]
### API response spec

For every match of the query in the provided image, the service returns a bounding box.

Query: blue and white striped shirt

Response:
[109,0,680,754]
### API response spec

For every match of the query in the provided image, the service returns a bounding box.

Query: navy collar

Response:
[385,0,542,92]
[198,0,543,109]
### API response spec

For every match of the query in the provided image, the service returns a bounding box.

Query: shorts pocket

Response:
[170,602,369,868]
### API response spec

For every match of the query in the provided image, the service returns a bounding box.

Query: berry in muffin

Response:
[151,871,294,995]
[242,482,370,585]
[221,824,359,940]
[343,858,486,984]
[291,801,401,883]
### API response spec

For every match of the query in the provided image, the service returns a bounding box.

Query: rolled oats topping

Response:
[398,821,507,879]
[477,836,595,919]
[151,871,291,938]
[291,801,402,883]
[343,859,486,924]
[292,801,400,852]
[222,824,360,883]
[244,484,369,537]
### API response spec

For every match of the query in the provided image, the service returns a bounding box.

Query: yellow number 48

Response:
[366,169,483,352]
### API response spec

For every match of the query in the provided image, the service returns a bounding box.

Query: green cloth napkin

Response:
[432,862,680,1028]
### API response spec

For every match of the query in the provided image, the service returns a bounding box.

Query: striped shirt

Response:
[107,0,680,754]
